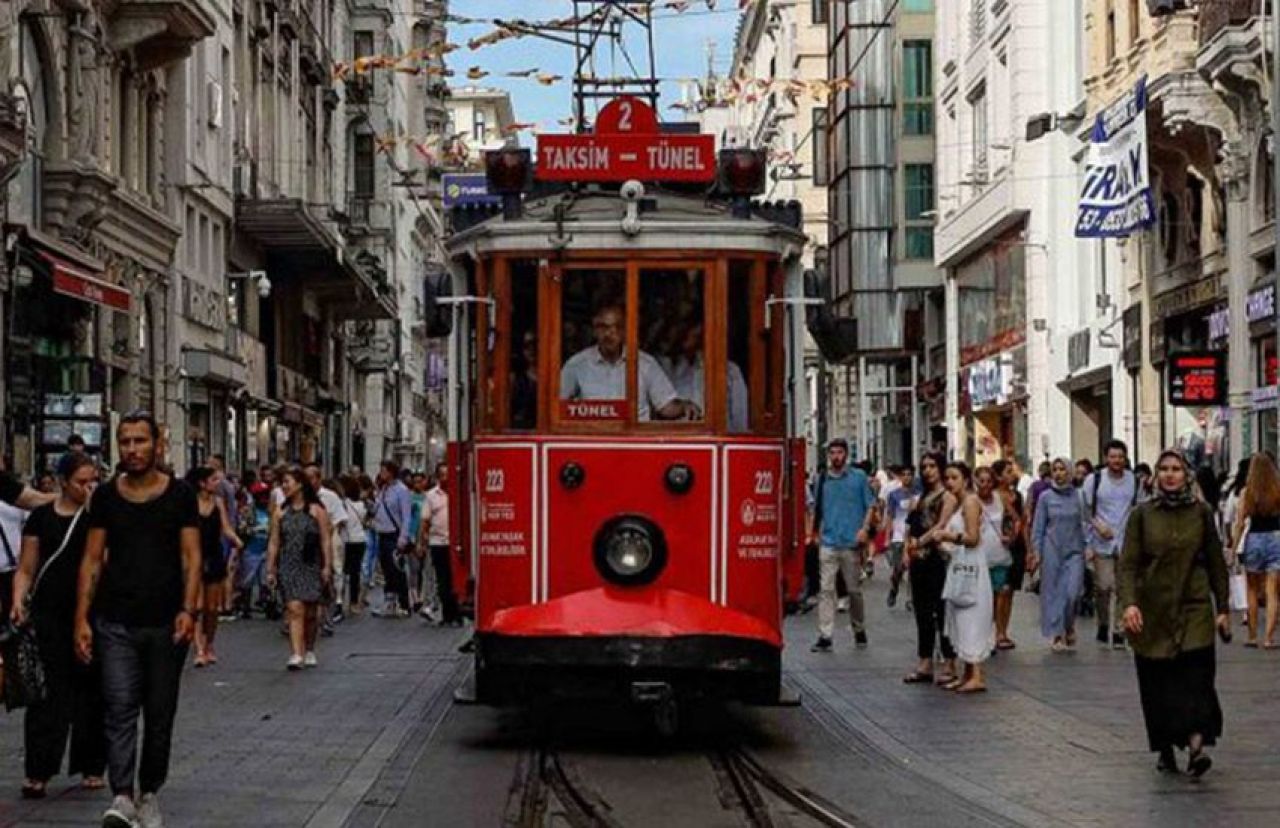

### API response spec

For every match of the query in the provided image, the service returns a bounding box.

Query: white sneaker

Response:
[837,596,850,613]
[287,654,304,671]
[102,794,138,828]
[304,651,318,668]
[138,793,164,828]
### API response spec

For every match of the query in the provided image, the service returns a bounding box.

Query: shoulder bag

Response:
[1,508,84,711]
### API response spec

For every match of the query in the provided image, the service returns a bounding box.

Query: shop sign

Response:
[536,97,715,183]
[441,173,500,208]
[1168,351,1227,407]
[1252,385,1280,411]
[1076,76,1155,238]
[43,253,131,312]
[968,357,1009,408]
[1068,329,1091,374]
[1247,284,1275,324]
[1152,273,1226,320]
[1122,303,1142,370]
[1207,303,1230,343]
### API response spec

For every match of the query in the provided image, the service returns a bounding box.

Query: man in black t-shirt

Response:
[74,413,200,828]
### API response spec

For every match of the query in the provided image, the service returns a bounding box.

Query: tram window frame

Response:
[486,256,542,432]
[550,261,632,433]
[632,261,716,433]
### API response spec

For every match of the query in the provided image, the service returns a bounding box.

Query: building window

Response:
[969,83,988,178]
[813,108,829,186]
[903,0,934,10]
[474,111,487,144]
[353,31,374,58]
[1128,0,1140,44]
[1106,0,1117,63]
[353,133,375,198]
[905,164,935,260]
[812,0,828,24]
[903,40,933,136]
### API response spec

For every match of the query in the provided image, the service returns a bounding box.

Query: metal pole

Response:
[1273,5,1279,456]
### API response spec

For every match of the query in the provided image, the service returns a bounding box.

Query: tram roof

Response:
[445,190,807,260]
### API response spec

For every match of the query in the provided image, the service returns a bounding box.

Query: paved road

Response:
[0,569,1276,827]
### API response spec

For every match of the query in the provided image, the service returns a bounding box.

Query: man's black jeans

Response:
[97,620,188,796]
[377,532,410,611]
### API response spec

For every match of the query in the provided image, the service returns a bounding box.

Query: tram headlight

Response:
[593,516,668,587]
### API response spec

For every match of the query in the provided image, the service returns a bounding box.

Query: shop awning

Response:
[38,251,131,313]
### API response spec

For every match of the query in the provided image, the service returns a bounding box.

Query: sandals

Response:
[936,676,962,690]
[1244,640,1259,649]
[902,671,934,684]
[954,683,987,694]
[81,776,105,790]
[1263,641,1278,650]
[21,781,46,800]
[996,639,1016,650]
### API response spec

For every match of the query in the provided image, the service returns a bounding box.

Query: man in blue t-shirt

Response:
[1083,439,1137,649]
[806,438,876,652]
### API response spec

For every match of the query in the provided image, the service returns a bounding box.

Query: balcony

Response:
[235,197,396,320]
[105,0,216,70]
[1199,0,1264,48]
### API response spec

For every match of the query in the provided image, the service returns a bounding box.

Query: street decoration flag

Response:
[1075,76,1155,238]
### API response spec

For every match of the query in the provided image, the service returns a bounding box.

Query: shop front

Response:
[1151,271,1230,473]
[6,229,130,476]
[1246,282,1277,453]
[960,348,1029,467]
[1060,326,1114,463]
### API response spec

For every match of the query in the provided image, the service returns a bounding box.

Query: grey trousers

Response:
[97,620,188,796]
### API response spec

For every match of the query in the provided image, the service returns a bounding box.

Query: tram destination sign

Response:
[536,97,715,183]
[1167,351,1227,407]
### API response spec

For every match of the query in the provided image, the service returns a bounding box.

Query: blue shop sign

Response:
[442,173,500,208]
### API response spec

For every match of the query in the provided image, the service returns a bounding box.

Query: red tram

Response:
[438,99,812,713]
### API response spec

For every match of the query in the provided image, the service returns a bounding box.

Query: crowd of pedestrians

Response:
[805,435,1254,779]
[0,413,461,827]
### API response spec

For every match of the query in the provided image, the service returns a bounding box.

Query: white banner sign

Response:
[1075,76,1155,238]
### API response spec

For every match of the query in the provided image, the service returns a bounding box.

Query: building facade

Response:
[935,0,1097,468]
[826,0,941,464]
[444,85,516,167]
[1,0,448,478]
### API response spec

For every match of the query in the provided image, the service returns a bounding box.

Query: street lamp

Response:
[227,270,272,299]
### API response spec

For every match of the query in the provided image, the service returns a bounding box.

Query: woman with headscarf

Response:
[1031,458,1088,651]
[1119,450,1230,777]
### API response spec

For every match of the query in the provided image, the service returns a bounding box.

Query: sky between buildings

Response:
[449,1,741,131]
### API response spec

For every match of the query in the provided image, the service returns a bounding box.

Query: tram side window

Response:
[727,261,753,433]
[559,269,629,420]
[508,260,539,430]
[641,268,705,423]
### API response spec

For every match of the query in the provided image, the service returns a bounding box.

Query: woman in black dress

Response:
[185,466,244,667]
[9,454,105,798]
[902,452,960,686]
[265,468,333,671]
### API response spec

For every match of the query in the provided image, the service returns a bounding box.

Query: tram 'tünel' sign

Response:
[1167,351,1227,407]
[536,97,716,183]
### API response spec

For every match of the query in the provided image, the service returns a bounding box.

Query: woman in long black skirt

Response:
[1118,450,1230,777]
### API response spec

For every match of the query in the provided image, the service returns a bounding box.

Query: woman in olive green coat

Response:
[1119,450,1230,778]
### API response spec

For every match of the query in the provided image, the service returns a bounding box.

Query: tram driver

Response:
[560,304,700,421]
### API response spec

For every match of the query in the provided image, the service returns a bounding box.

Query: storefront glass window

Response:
[956,229,1026,362]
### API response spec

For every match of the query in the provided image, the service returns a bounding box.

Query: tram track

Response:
[504,740,865,828]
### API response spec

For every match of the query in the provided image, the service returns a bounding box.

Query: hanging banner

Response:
[1075,76,1155,238]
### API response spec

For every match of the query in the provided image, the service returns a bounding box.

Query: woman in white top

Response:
[338,476,368,614]
[974,467,1013,648]
[937,461,994,693]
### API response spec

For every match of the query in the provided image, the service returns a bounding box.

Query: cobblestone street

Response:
[1,571,1277,827]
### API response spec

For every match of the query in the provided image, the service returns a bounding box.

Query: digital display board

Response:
[1168,352,1227,407]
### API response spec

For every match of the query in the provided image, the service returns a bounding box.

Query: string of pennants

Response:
[330,0,851,103]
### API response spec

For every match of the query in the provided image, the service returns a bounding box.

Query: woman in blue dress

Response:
[1032,457,1089,651]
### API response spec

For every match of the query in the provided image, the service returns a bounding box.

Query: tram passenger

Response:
[560,304,698,421]
[510,330,538,429]
[660,321,750,432]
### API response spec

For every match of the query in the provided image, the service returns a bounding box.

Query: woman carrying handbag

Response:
[9,454,105,798]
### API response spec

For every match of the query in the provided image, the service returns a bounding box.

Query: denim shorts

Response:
[1244,530,1280,573]
[989,565,1011,592]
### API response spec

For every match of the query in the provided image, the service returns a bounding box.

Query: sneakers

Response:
[102,794,138,828]
[287,654,304,671]
[331,606,346,624]
[304,651,318,668]
[320,621,335,638]
[837,596,850,613]
[855,631,869,648]
[811,636,833,653]
[138,792,164,828]
[420,604,441,623]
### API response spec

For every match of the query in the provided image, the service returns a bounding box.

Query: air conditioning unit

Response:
[207,80,223,129]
